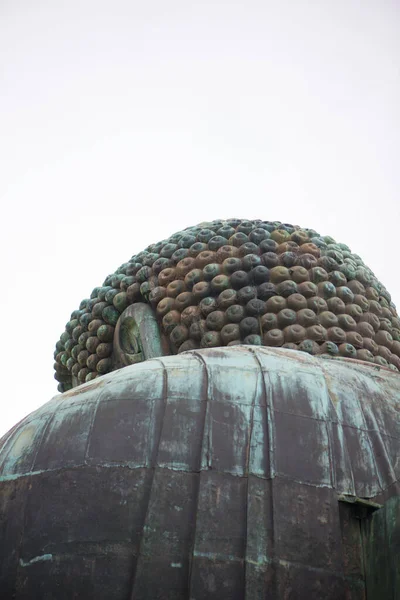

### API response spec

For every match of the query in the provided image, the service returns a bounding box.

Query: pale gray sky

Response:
[1,0,399,437]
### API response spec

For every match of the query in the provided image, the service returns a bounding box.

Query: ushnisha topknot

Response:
[54,219,400,392]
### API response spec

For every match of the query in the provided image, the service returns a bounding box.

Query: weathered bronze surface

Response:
[364,496,400,598]
[53,219,400,392]
[1,346,400,598]
[2,218,400,598]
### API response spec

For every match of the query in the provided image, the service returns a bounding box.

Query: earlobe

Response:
[113,303,168,368]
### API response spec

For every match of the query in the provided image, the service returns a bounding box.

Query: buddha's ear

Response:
[112,303,169,369]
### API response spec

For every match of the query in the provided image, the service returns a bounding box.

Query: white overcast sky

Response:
[1,1,399,437]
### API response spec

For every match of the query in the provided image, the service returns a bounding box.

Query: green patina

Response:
[54,218,400,392]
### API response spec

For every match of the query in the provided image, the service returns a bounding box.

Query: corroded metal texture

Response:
[2,346,400,598]
[364,496,400,599]
[53,219,400,392]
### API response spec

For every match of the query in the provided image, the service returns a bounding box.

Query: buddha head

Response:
[54,219,400,392]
